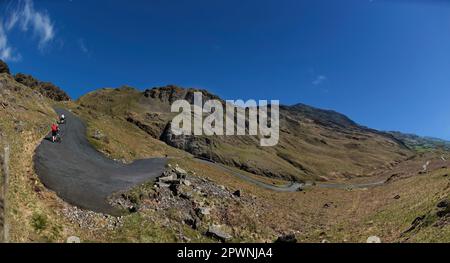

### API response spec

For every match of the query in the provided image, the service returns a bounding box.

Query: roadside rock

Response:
[181,179,192,186]
[159,173,177,183]
[62,205,123,231]
[92,130,105,140]
[109,164,258,241]
[174,166,187,177]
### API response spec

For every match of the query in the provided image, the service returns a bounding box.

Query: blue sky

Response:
[1,0,450,139]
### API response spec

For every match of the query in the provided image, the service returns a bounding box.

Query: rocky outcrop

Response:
[14,73,70,101]
[0,60,10,75]
[125,112,167,139]
[143,85,223,105]
[160,122,213,158]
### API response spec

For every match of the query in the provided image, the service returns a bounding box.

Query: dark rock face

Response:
[143,85,223,105]
[160,123,213,158]
[275,233,297,243]
[0,60,10,75]
[14,73,70,101]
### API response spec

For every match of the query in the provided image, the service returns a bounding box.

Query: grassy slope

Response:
[76,86,411,182]
[0,73,79,242]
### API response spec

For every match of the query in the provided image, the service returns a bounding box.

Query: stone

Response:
[197,207,211,216]
[437,200,450,208]
[232,190,241,197]
[394,195,400,200]
[66,236,81,243]
[92,130,105,140]
[436,210,450,218]
[182,179,192,186]
[207,225,232,242]
[159,173,177,183]
[156,182,171,188]
[174,166,188,177]
[128,206,137,213]
[184,217,201,230]
[366,236,381,243]
[275,233,297,243]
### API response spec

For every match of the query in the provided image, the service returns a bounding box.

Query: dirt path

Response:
[34,108,167,215]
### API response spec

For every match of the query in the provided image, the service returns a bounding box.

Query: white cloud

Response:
[7,0,55,49]
[1,0,55,60]
[78,38,89,54]
[0,23,21,62]
[312,75,327,86]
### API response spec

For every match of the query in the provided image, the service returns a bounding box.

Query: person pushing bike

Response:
[51,123,59,143]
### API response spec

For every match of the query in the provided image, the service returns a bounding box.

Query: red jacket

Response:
[51,124,58,132]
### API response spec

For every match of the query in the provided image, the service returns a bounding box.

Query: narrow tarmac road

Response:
[196,158,386,192]
[34,108,167,215]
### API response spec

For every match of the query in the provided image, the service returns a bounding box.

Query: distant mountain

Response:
[286,103,359,130]
[389,131,450,151]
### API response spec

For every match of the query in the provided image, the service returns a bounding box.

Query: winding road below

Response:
[34,108,167,215]
[196,158,387,192]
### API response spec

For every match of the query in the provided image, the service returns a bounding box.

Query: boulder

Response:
[207,225,232,242]
[366,236,382,243]
[156,182,171,188]
[275,233,297,243]
[181,179,192,186]
[174,166,187,177]
[437,200,450,208]
[158,173,177,183]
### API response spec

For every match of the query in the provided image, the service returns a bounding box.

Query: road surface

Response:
[34,108,167,215]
